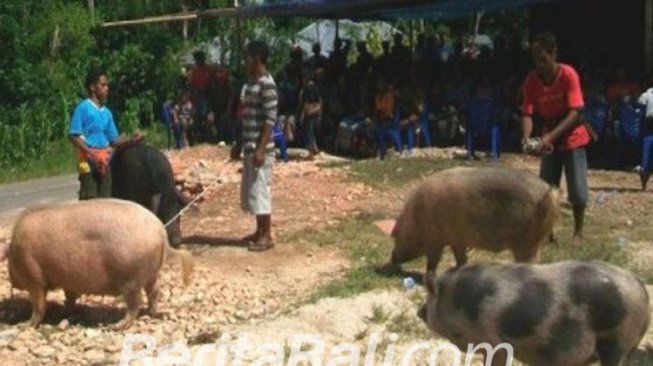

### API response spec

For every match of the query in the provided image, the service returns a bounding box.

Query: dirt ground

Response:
[0,145,652,366]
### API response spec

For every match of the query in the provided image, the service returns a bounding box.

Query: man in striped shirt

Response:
[240,40,278,252]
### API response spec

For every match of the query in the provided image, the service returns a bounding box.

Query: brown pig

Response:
[381,166,559,273]
[0,198,193,330]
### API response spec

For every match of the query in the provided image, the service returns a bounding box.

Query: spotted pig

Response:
[418,260,650,366]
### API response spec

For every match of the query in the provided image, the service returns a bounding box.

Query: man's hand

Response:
[131,131,145,144]
[253,148,265,168]
[540,133,554,152]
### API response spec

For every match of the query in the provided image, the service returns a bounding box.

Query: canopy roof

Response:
[103,0,563,27]
[229,0,563,20]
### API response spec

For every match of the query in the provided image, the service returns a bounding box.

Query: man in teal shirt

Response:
[69,69,142,199]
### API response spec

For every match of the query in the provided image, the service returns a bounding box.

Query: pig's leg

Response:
[28,287,47,327]
[596,338,626,366]
[145,279,160,317]
[512,243,541,263]
[485,350,509,366]
[151,193,162,215]
[451,246,468,268]
[111,287,142,330]
[425,246,444,274]
[64,291,79,312]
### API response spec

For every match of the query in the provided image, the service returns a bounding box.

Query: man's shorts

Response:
[539,148,588,206]
[240,152,274,215]
[78,168,112,200]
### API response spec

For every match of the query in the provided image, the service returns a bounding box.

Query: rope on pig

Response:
[164,176,222,228]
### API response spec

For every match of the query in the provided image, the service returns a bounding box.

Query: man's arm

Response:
[69,135,90,157]
[110,133,144,150]
[254,80,278,167]
[521,114,534,142]
[543,109,581,144]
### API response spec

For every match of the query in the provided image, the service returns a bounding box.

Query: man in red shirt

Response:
[521,32,590,247]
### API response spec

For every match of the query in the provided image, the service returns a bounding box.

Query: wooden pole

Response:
[87,0,94,21]
[182,5,189,44]
[102,12,198,28]
[234,0,243,72]
[646,0,653,76]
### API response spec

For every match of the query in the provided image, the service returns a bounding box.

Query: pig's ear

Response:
[424,271,438,296]
[374,219,396,236]
[0,241,9,262]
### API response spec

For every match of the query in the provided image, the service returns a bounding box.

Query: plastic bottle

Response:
[403,277,415,290]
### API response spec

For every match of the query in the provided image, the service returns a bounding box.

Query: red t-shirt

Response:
[522,63,590,150]
[190,65,211,93]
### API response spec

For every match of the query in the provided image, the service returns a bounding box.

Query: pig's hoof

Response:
[571,235,583,247]
[109,319,134,331]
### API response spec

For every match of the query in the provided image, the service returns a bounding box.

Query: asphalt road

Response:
[0,174,79,227]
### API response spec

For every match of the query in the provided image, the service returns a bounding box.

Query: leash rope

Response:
[164,176,222,227]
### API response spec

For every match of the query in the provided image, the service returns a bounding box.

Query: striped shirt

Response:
[241,73,278,153]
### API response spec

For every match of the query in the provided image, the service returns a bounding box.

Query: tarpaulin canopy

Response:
[103,0,563,27]
[231,0,564,20]
[296,19,401,56]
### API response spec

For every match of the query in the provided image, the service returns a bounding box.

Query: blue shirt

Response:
[68,99,119,148]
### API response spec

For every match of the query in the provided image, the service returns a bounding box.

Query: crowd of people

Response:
[163,32,533,160]
[70,30,653,250]
[163,30,652,173]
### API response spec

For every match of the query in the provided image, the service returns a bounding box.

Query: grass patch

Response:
[321,157,471,189]
[0,122,171,185]
[461,202,652,283]
[282,211,411,300]
[0,139,77,184]
[303,156,653,306]
[368,304,391,324]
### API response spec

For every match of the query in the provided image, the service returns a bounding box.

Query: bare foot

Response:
[571,235,583,247]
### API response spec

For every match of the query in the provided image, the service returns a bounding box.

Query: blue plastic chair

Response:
[161,102,182,149]
[418,101,432,147]
[616,99,646,167]
[466,96,500,159]
[273,120,289,163]
[583,96,610,141]
[617,99,645,144]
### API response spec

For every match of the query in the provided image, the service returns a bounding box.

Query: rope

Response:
[164,176,222,227]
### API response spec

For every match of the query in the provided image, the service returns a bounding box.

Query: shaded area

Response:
[0,298,125,328]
